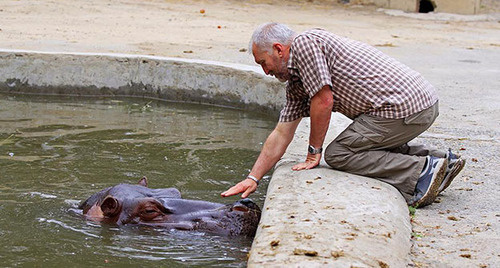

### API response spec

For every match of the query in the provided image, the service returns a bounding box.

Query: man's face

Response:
[252,43,289,82]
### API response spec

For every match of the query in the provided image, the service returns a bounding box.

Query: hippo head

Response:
[79,177,261,236]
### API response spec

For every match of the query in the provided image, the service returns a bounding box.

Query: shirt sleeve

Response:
[292,35,333,98]
[279,82,310,122]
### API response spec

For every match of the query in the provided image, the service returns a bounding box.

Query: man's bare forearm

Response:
[249,119,301,178]
[221,119,301,198]
[309,85,333,149]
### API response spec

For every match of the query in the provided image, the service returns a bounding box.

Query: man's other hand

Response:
[221,178,258,198]
[292,153,321,171]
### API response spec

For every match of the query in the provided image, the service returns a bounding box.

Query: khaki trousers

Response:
[324,102,445,202]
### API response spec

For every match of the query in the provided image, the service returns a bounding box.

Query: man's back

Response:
[289,29,438,119]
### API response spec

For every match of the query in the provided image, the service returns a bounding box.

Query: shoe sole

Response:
[414,158,448,208]
[439,158,466,193]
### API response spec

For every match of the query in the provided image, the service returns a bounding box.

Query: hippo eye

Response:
[139,209,161,221]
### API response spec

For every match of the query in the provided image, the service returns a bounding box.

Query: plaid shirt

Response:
[279,29,438,122]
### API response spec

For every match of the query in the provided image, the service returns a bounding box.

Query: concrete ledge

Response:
[248,118,412,267]
[0,49,412,266]
[0,49,284,116]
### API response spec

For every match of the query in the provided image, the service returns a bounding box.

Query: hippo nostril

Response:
[231,198,257,212]
[232,205,249,213]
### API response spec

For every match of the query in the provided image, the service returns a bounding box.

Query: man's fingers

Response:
[292,159,320,171]
[241,189,251,198]
[221,185,242,197]
[221,179,256,198]
[305,161,319,169]
[291,163,306,171]
[292,162,312,171]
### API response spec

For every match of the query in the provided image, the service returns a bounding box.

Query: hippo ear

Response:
[138,177,148,187]
[101,195,121,217]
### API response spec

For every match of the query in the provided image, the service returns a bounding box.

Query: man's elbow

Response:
[312,86,334,111]
[315,94,333,111]
[322,96,334,110]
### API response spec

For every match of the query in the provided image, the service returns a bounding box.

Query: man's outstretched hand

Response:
[291,153,321,171]
[221,178,258,198]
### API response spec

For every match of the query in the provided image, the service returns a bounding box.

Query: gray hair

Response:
[249,22,296,54]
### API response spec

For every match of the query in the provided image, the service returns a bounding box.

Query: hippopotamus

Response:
[79,177,261,236]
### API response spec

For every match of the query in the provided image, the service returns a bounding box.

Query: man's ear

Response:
[273,43,284,56]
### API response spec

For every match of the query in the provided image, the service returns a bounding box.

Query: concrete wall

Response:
[352,0,481,14]
[0,49,413,266]
[0,49,284,116]
[434,0,481,15]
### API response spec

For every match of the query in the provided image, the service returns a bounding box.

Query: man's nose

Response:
[262,66,269,75]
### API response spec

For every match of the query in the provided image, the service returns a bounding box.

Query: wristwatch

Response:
[308,145,323,155]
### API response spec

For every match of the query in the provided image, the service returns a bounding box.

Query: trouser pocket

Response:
[335,116,388,152]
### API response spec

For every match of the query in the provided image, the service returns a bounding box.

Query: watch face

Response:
[308,145,322,154]
[308,145,314,154]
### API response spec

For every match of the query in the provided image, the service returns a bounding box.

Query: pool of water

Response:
[0,94,275,267]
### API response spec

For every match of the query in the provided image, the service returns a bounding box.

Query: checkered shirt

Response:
[279,29,438,122]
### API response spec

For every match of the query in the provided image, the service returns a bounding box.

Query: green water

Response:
[0,94,275,267]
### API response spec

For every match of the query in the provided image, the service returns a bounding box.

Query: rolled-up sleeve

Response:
[279,82,310,122]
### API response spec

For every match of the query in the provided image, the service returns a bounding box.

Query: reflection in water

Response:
[0,94,275,267]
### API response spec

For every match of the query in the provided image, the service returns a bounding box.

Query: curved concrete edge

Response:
[248,117,412,267]
[0,49,284,116]
[0,49,412,266]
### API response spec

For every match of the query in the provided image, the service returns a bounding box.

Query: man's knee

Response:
[324,141,353,170]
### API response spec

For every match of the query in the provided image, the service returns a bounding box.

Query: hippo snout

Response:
[231,198,259,213]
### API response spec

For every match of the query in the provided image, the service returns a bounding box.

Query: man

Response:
[221,22,465,208]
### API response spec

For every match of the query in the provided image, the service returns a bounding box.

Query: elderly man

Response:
[221,22,465,207]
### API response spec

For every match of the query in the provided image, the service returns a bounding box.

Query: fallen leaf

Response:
[460,253,472,258]
[375,43,396,47]
[458,187,473,191]
[378,260,389,268]
[331,250,344,258]
[448,216,459,221]
[199,9,205,14]
[183,50,193,53]
[270,240,280,247]
[239,48,247,52]
[293,248,318,256]
[471,158,478,162]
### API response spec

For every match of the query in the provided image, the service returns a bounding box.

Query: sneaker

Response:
[409,156,448,208]
[438,149,466,193]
